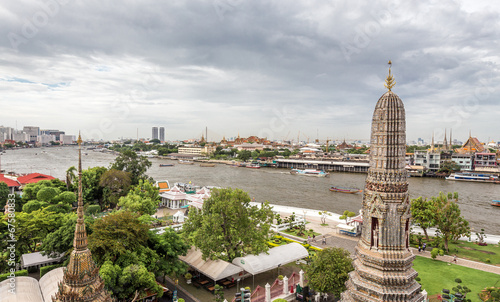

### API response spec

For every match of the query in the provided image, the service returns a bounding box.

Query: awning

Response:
[232,243,308,275]
[179,247,243,281]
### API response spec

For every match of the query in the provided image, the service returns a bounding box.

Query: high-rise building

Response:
[152,127,159,140]
[53,134,113,302]
[159,127,165,142]
[23,126,40,142]
[41,129,65,141]
[342,63,423,302]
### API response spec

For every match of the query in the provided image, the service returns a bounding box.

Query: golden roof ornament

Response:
[384,60,396,91]
[77,132,83,146]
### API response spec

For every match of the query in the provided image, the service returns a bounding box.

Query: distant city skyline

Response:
[1,1,499,141]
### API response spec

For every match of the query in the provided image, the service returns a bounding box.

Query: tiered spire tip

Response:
[384,60,396,91]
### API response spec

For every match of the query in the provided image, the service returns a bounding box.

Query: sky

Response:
[0,0,499,143]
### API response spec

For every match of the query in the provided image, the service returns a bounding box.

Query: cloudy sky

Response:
[0,0,499,143]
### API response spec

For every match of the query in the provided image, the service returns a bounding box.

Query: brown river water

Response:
[1,146,499,234]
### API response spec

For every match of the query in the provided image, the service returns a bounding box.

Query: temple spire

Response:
[431,131,435,152]
[384,60,396,91]
[443,128,448,151]
[74,132,87,251]
[450,129,452,147]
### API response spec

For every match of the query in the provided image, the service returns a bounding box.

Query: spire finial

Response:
[74,130,88,251]
[384,60,396,91]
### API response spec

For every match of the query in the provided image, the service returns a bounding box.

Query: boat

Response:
[446,172,499,183]
[200,163,216,167]
[492,200,500,207]
[330,186,362,194]
[246,163,261,169]
[290,169,329,177]
[179,160,194,165]
[159,164,174,167]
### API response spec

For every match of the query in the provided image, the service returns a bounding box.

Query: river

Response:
[1,146,499,234]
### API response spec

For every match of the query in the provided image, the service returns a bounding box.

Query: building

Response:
[23,126,40,142]
[159,127,165,142]
[37,134,56,145]
[17,173,55,186]
[41,130,65,141]
[59,134,75,145]
[342,64,423,302]
[451,153,473,171]
[152,127,159,140]
[455,135,485,154]
[178,145,215,155]
[12,130,29,142]
[53,135,113,301]
[474,153,497,171]
[0,126,13,142]
[0,174,21,194]
[413,150,441,172]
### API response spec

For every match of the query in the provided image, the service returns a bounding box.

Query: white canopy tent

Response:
[179,247,243,281]
[232,243,308,275]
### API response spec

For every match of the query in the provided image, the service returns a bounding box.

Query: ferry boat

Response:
[159,163,174,167]
[330,186,362,194]
[179,160,194,165]
[445,172,499,183]
[200,163,216,167]
[246,163,261,169]
[492,200,500,207]
[290,169,330,177]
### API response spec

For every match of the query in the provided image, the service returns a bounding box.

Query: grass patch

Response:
[281,229,321,239]
[446,241,500,265]
[413,256,500,302]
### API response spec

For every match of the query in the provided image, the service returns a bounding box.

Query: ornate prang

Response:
[53,132,113,302]
[342,62,424,302]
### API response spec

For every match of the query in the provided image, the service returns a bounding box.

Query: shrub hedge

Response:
[0,270,28,282]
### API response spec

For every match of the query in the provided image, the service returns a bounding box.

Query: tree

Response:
[100,169,132,207]
[319,210,331,225]
[117,180,159,215]
[410,196,436,241]
[438,160,461,173]
[183,188,274,262]
[150,139,161,144]
[88,211,150,265]
[432,192,470,252]
[36,187,60,202]
[22,179,67,202]
[339,210,356,224]
[89,211,186,300]
[305,247,353,298]
[110,150,152,185]
[237,150,251,162]
[0,182,11,209]
[81,166,107,205]
[65,166,77,191]
[15,209,66,253]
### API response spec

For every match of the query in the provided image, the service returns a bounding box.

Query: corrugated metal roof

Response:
[179,247,243,281]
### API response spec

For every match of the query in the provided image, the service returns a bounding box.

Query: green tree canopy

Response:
[410,196,436,241]
[22,179,67,202]
[117,180,159,215]
[432,192,470,252]
[15,209,66,253]
[237,150,251,162]
[36,187,61,202]
[110,150,152,185]
[438,160,461,173]
[0,182,11,209]
[305,247,353,298]
[81,166,107,206]
[183,188,274,262]
[99,169,132,207]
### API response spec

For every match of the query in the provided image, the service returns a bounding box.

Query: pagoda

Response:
[53,134,113,302]
[342,62,424,302]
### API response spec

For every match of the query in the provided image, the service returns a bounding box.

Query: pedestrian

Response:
[418,245,421,253]
[322,236,326,245]
[422,243,427,252]
[312,234,316,242]
[308,235,311,242]
[453,255,457,263]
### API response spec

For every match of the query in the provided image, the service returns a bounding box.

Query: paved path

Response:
[278,211,500,275]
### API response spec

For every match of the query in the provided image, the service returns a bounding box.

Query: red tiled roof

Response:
[0,174,21,187]
[17,173,55,185]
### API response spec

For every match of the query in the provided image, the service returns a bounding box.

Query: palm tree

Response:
[66,166,77,191]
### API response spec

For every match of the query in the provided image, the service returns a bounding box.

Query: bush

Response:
[415,277,421,282]
[178,299,185,302]
[86,204,101,215]
[0,270,28,282]
[431,248,444,259]
[273,299,288,302]
[485,258,491,263]
[40,264,63,278]
[184,273,192,280]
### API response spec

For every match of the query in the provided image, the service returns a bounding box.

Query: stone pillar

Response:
[283,276,289,294]
[299,269,304,287]
[422,289,428,302]
[265,283,271,302]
